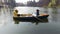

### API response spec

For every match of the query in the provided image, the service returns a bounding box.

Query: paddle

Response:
[32,14,43,22]
[33,16,45,22]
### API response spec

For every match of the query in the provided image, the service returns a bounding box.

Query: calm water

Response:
[0,7,60,34]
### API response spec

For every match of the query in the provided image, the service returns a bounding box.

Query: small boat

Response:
[13,9,49,21]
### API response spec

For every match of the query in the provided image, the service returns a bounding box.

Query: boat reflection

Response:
[13,18,48,25]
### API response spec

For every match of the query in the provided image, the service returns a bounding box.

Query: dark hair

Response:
[36,9,39,11]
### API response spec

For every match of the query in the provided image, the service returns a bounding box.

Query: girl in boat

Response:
[13,9,18,17]
[36,9,39,16]
[32,9,40,17]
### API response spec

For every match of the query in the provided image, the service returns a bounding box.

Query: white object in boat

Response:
[32,13,36,16]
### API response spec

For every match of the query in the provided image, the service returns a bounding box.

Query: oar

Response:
[33,16,47,22]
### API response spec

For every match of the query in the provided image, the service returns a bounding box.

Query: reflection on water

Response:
[0,7,13,27]
[0,7,60,34]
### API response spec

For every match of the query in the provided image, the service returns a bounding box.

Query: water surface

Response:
[0,7,60,34]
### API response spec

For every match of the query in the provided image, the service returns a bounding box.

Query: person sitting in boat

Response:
[32,9,40,17]
[36,9,39,17]
[13,9,18,17]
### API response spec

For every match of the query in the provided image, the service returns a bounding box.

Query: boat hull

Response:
[13,15,49,22]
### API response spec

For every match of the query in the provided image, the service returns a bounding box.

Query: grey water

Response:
[0,7,60,34]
